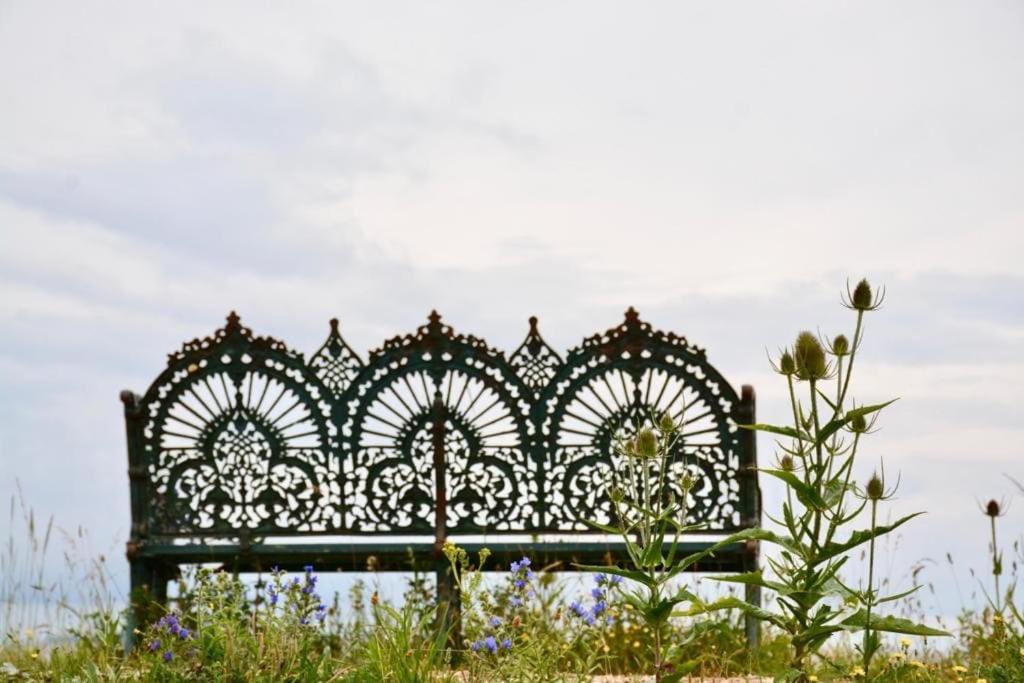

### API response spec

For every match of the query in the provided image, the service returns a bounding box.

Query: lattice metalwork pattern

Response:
[132,308,749,538]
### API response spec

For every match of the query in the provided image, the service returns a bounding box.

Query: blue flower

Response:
[304,564,314,573]
[485,636,498,654]
[594,573,607,585]
[610,575,623,585]
[591,587,605,600]
[162,650,173,663]
[148,639,160,652]
[178,628,190,640]
[501,637,513,650]
[511,596,523,607]
[514,579,526,589]
[470,640,483,652]
[489,616,502,629]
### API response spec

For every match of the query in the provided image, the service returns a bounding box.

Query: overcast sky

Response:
[1,1,1022,627]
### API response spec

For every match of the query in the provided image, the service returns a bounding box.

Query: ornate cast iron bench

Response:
[121,309,761,642]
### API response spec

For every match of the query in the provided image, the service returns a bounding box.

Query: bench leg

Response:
[125,559,174,650]
[743,544,761,649]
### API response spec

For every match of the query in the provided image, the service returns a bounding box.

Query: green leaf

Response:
[573,563,654,588]
[710,570,788,593]
[841,610,950,637]
[582,518,623,536]
[760,468,828,510]
[815,399,898,447]
[814,513,924,566]
[739,422,808,440]
[679,596,786,630]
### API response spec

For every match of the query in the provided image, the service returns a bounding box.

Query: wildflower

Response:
[985,499,1003,518]
[952,665,968,673]
[162,650,173,663]
[632,640,641,648]
[304,564,314,573]
[889,651,905,663]
[591,587,604,600]
[976,679,988,683]
[489,616,502,629]
[484,636,498,654]
[910,660,924,669]
[850,666,865,677]
[658,411,676,433]
[501,637,512,650]
[148,639,161,652]
[178,628,190,640]
[899,637,912,649]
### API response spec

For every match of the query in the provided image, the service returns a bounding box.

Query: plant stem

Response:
[991,515,1002,613]
[863,498,878,680]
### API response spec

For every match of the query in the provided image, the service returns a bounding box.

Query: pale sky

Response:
[1,1,1023,627]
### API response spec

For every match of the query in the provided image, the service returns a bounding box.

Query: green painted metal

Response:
[121,309,761,644]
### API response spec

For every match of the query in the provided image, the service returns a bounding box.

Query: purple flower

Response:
[484,636,498,654]
[610,575,623,585]
[594,573,607,585]
[591,587,605,600]
[501,637,513,650]
[471,640,483,652]
[514,579,526,589]
[304,564,314,573]
[162,650,173,663]
[178,628,190,640]
[148,639,160,652]
[511,596,523,607]
[489,616,502,629]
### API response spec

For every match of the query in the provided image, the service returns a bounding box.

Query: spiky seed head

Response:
[852,279,873,310]
[658,411,676,433]
[636,429,658,459]
[679,470,697,492]
[609,486,624,503]
[849,413,868,434]
[778,351,796,376]
[866,473,884,500]
[986,499,1002,518]
[794,331,828,381]
[622,437,638,458]
[780,455,795,472]
[832,334,850,356]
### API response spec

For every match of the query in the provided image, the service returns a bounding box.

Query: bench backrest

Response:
[122,309,758,541]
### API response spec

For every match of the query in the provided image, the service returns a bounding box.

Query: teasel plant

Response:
[684,278,949,682]
[575,410,755,683]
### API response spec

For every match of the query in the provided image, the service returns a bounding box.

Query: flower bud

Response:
[794,331,828,381]
[609,486,625,503]
[780,455,795,472]
[636,429,658,459]
[658,412,676,433]
[852,279,873,310]
[986,499,1002,518]
[679,470,697,492]
[831,334,850,356]
[866,473,884,500]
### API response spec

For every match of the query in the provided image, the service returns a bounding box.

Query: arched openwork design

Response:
[138,313,339,536]
[536,308,744,532]
[129,309,751,539]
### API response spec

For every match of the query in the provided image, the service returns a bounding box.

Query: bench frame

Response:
[122,309,761,644]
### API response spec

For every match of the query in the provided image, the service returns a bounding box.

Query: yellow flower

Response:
[808,677,818,682]
[30,652,38,660]
[952,665,968,673]
[889,651,905,663]
[851,665,866,677]
[632,640,640,649]
[899,637,912,649]
[602,644,610,653]
[910,660,925,669]
[976,678,988,683]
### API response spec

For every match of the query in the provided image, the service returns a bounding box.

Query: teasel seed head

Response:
[866,473,884,500]
[853,279,873,309]
[658,411,676,433]
[794,331,828,381]
[636,428,659,459]
[831,334,850,356]
[780,455,795,472]
[986,499,1002,518]
[849,413,868,434]
[778,350,796,376]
